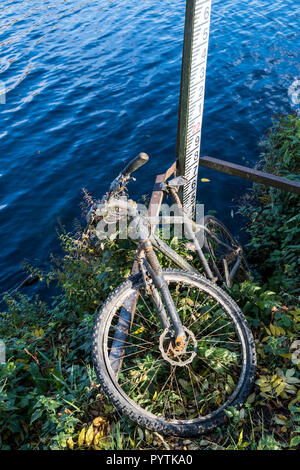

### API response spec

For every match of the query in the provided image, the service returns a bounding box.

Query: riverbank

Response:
[0,115,299,450]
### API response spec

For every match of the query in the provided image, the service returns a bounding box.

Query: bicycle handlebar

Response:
[106,152,149,197]
[121,152,149,178]
[87,153,149,226]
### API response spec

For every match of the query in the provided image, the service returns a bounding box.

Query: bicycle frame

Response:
[105,193,243,375]
[105,198,189,374]
[93,158,246,373]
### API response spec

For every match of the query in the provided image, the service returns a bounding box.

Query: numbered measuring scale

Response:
[176,0,212,218]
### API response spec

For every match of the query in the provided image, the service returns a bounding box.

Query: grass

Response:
[0,114,299,450]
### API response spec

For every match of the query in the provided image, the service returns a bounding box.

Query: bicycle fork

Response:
[139,240,187,351]
[109,239,187,376]
[109,201,187,376]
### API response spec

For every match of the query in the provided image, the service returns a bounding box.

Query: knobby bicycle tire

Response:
[92,269,256,437]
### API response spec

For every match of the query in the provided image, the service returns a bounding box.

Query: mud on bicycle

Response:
[88,153,256,437]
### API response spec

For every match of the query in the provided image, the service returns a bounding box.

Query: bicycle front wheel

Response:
[92,269,256,437]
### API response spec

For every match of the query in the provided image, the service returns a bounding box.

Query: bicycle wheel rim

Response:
[98,272,250,425]
[204,216,249,282]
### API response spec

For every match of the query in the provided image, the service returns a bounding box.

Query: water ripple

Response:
[0,0,299,291]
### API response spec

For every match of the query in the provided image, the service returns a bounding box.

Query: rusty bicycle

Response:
[89,153,256,437]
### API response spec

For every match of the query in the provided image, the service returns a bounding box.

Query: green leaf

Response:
[30,409,43,424]
[290,436,300,448]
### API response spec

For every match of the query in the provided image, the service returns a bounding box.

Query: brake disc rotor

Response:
[159,326,197,367]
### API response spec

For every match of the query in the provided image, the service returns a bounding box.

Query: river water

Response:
[0,0,299,294]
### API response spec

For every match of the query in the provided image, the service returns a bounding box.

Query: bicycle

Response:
[89,153,256,437]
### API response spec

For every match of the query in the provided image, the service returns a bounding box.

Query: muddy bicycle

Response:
[89,153,256,437]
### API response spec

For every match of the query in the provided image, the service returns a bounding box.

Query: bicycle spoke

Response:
[102,275,247,424]
[187,366,200,416]
[108,336,159,352]
[138,295,160,328]
[109,324,155,347]
[174,374,188,419]
[197,320,233,341]
[187,300,220,329]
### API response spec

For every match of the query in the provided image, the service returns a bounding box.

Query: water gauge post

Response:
[176,0,212,218]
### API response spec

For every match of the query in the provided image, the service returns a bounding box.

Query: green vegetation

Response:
[239,114,300,298]
[0,115,299,450]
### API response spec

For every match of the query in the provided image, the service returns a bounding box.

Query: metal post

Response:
[176,0,212,218]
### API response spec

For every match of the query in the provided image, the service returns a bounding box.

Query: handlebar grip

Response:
[122,152,149,177]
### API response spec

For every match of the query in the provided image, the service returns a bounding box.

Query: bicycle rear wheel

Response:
[92,269,256,436]
[204,215,251,285]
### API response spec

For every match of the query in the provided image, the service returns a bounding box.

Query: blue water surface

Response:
[0,0,299,294]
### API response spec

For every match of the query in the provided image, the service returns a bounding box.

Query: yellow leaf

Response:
[33,328,44,338]
[274,325,285,336]
[289,397,298,406]
[269,324,276,336]
[133,326,145,335]
[277,414,288,421]
[129,437,135,448]
[153,390,158,401]
[93,416,106,427]
[201,178,210,183]
[238,429,244,446]
[67,437,74,450]
[94,432,102,447]
[275,383,286,396]
[272,378,283,388]
[257,376,267,384]
[270,374,278,384]
[78,427,86,446]
[85,424,94,447]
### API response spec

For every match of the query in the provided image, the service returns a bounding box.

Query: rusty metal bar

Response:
[199,156,300,195]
